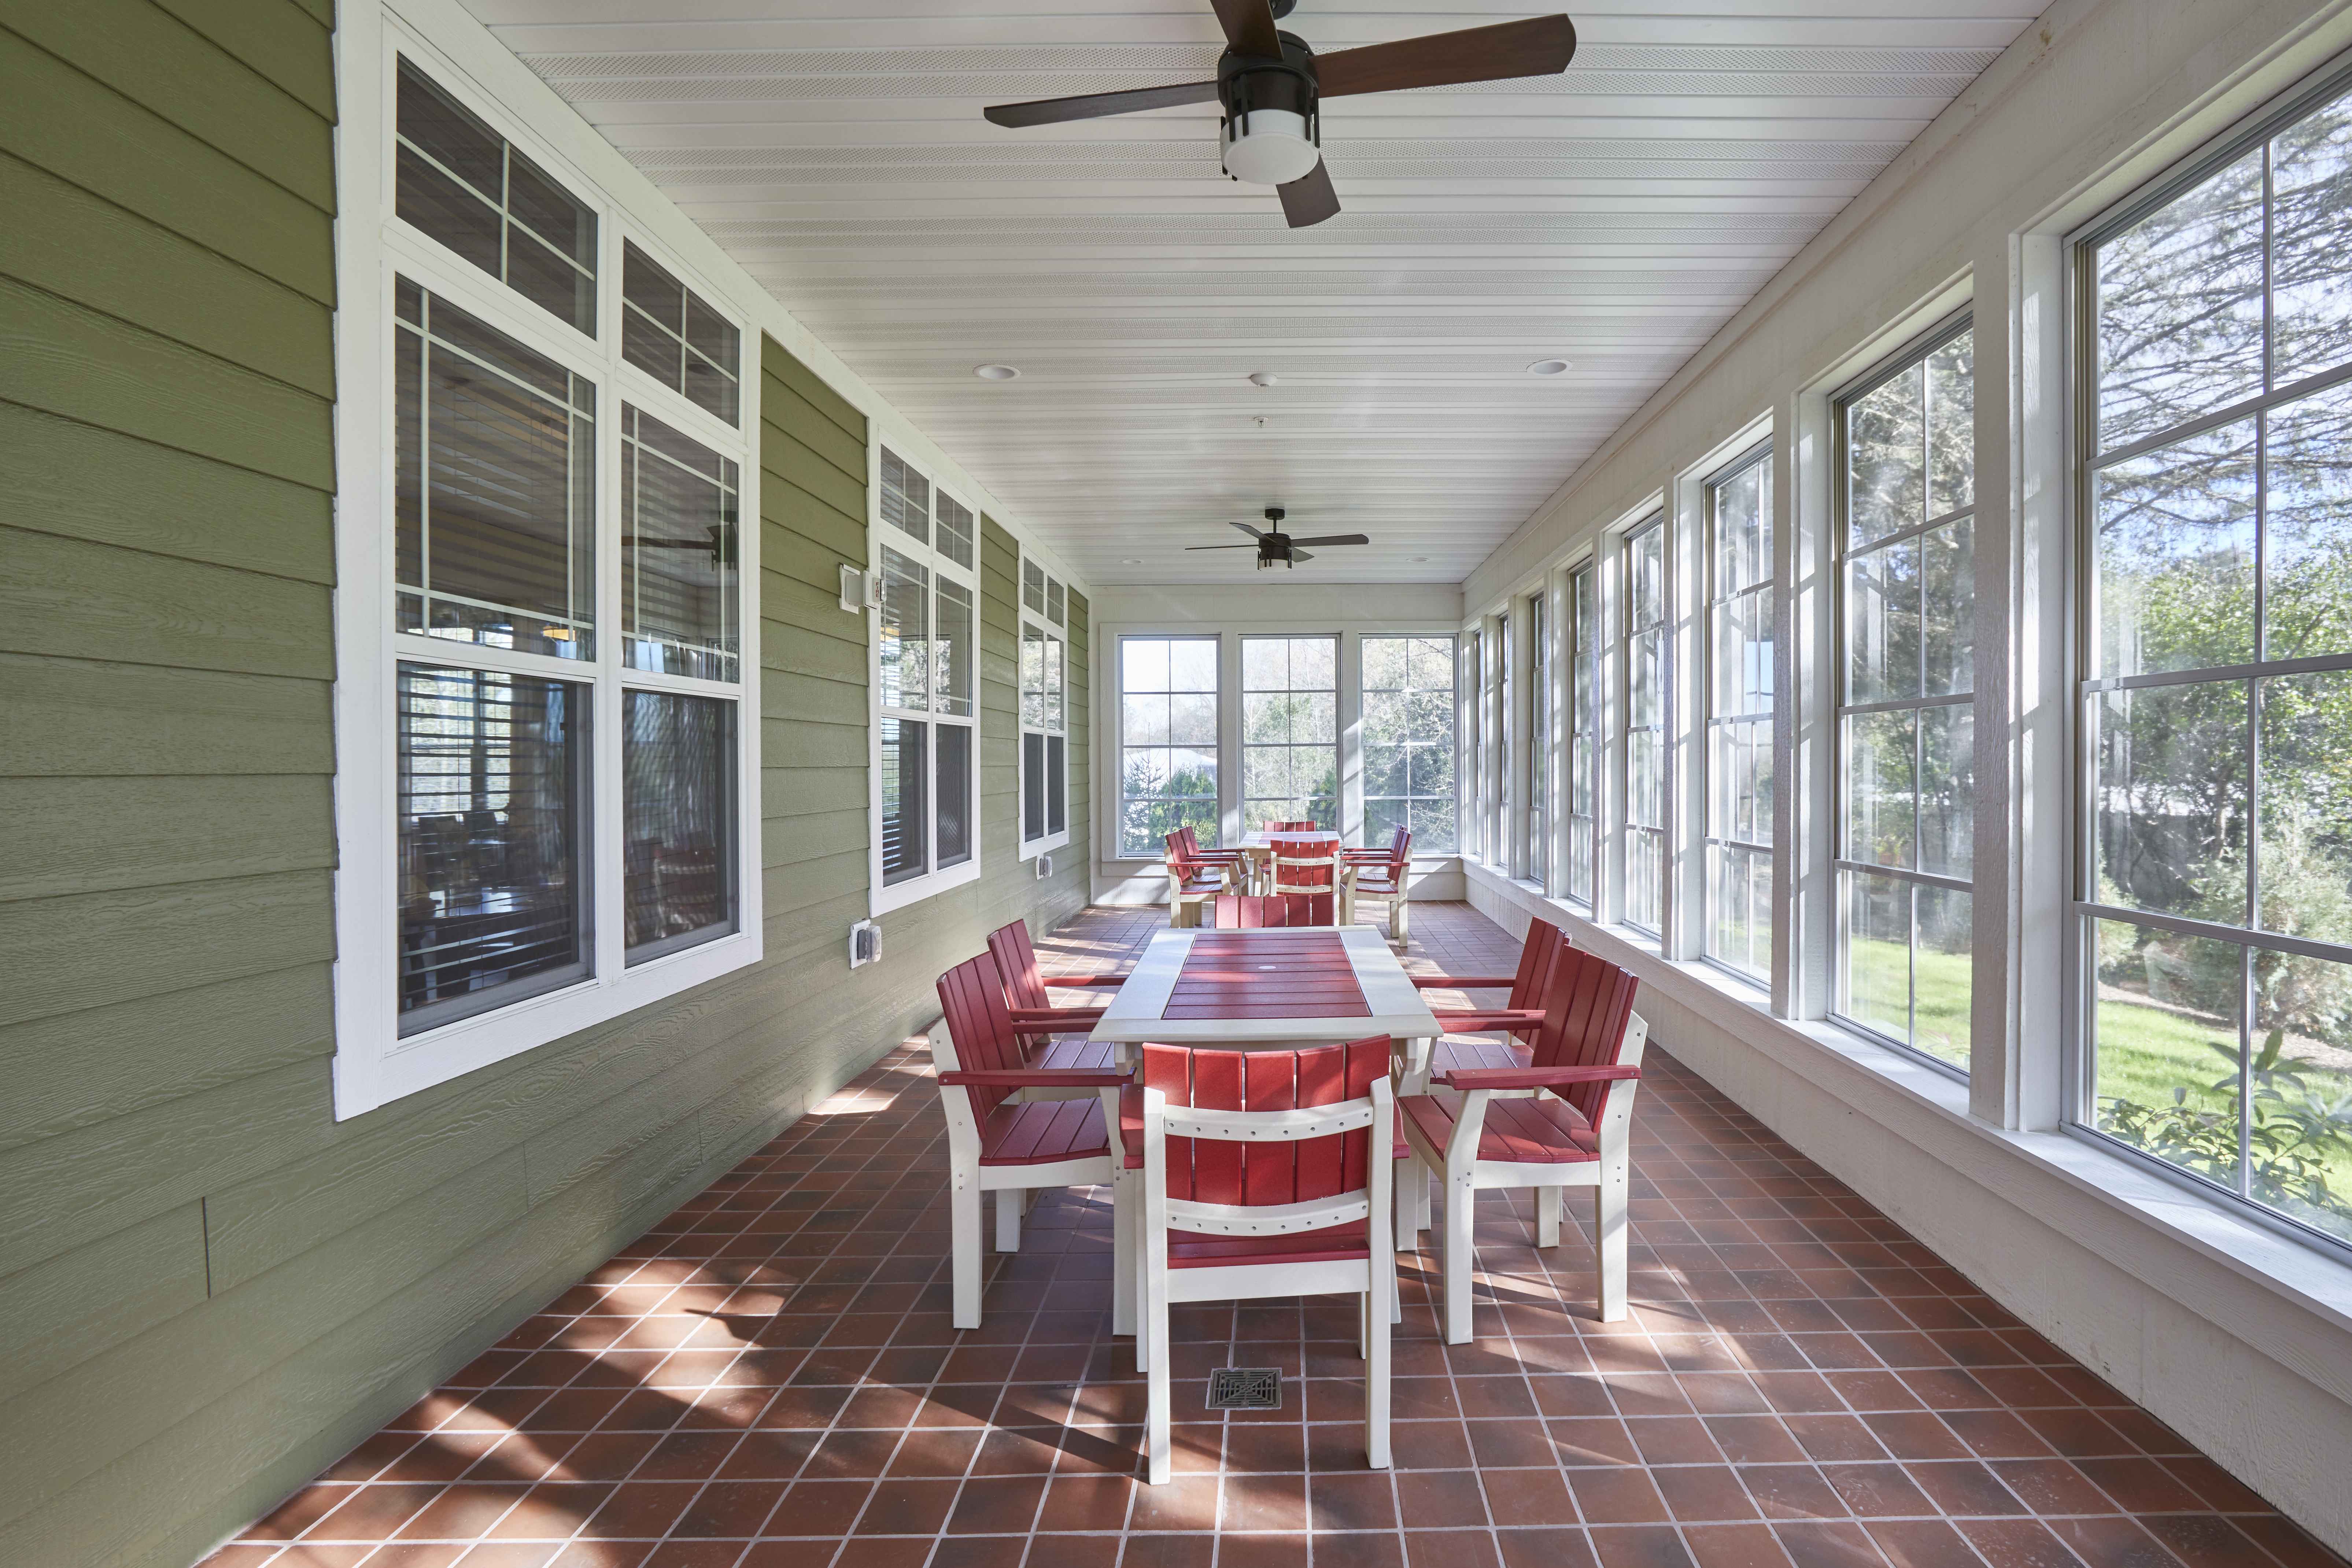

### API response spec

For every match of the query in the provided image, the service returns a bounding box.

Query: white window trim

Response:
[1238,632,1342,834]
[1017,549,1072,861]
[866,440,983,916]
[1696,431,1780,993]
[329,10,764,1119]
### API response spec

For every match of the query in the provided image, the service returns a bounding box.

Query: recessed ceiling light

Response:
[1248,372,1279,387]
[1120,557,1144,564]
[1411,556,1430,563]
[1526,358,1572,376]
[974,364,1019,381]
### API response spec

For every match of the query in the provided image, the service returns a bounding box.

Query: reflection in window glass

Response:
[1120,637,1220,856]
[935,722,972,868]
[881,717,928,886]
[877,547,929,712]
[935,492,976,572]
[623,690,736,963]
[880,448,929,544]
[2079,81,2352,1245]
[1243,636,1339,832]
[395,279,595,661]
[396,59,596,334]
[1022,621,1067,845]
[1625,519,1669,934]
[397,663,589,1032]
[1362,635,1459,853]
[1838,324,1973,1069]
[622,406,738,681]
[621,241,739,424]
[1706,447,1775,983]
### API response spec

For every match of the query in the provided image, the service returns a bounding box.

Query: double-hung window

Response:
[1462,631,1484,860]
[1020,556,1070,855]
[1242,636,1339,831]
[1624,516,1670,934]
[872,448,978,905]
[1119,637,1221,856]
[1706,444,1776,984]
[1836,324,1974,1069]
[1361,637,1458,852]
[338,47,758,1116]
[1530,594,1551,890]
[2075,78,2352,1246]
[1565,562,1599,909]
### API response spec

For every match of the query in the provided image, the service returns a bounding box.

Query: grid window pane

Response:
[623,690,736,962]
[1567,564,1598,907]
[1122,638,1221,856]
[395,281,595,661]
[1363,634,1458,854]
[1531,594,1550,889]
[397,664,589,1032]
[1242,636,1339,831]
[1625,519,1669,934]
[1838,325,1974,1068]
[621,406,738,680]
[935,722,972,869]
[935,493,976,571]
[877,547,929,712]
[881,717,928,885]
[2090,918,2246,1190]
[880,448,930,545]
[621,241,739,423]
[1706,448,1774,981]
[396,59,596,334]
[935,579,975,717]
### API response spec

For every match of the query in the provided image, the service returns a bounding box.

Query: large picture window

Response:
[1020,554,1070,853]
[2077,83,2352,1245]
[343,48,757,1115]
[1362,635,1458,852]
[1565,562,1599,909]
[1706,443,1776,984]
[1838,323,1974,1070]
[1120,637,1221,857]
[1624,516,1669,935]
[1242,636,1339,831]
[873,447,978,897]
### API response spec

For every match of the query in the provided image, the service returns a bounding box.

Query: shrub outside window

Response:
[1120,637,1220,857]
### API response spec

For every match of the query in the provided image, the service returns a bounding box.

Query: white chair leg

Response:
[1366,1279,1391,1470]
[1112,1170,1137,1337]
[1393,1154,1420,1251]
[1536,1184,1562,1249]
[1392,894,1409,944]
[1144,1255,1172,1484]
[950,1171,983,1330]
[1414,1163,1433,1232]
[1441,1166,1477,1345]
[996,1187,1023,1253]
[1596,1155,1630,1322]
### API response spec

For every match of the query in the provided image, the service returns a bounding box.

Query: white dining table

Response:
[1089,924,1441,1049]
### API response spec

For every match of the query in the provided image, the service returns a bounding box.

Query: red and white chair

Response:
[1178,824,1250,889]
[1399,946,1646,1340]
[1268,833,1346,926]
[1128,1038,1396,1483]
[1342,827,1412,939]
[1396,917,1569,1095]
[986,919,1123,1096]
[1265,818,1319,833]
[1164,830,1232,927]
[932,952,1133,1332]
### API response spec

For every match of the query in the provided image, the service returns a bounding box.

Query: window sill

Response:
[1458,860,2352,1352]
[1019,831,1071,863]
[872,857,981,917]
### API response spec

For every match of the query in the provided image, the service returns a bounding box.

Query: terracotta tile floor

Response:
[205,903,2345,1568]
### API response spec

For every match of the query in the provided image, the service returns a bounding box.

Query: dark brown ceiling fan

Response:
[982,0,1577,228]
[1187,507,1370,568]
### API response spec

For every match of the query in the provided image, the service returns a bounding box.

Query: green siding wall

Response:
[0,10,1090,1566]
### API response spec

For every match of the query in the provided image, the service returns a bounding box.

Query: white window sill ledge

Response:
[1458,859,2352,1363]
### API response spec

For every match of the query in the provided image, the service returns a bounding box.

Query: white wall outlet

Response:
[1034,853,1053,880]
[839,562,876,613]
[848,918,881,968]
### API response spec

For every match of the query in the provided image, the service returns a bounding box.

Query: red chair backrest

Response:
[985,920,1049,1013]
[1388,826,1413,871]
[1511,917,1566,1009]
[1164,830,1200,878]
[935,951,1028,1115]
[1526,946,1641,1122]
[1207,894,1291,929]
[1268,819,1318,833]
[1139,1037,1388,1206]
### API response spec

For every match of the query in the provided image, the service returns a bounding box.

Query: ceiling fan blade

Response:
[1230,520,1266,538]
[985,78,1220,128]
[1208,0,1282,57]
[1277,159,1341,228]
[1314,16,1576,99]
[1283,533,1371,547]
[1289,549,1315,562]
[1186,543,1261,550]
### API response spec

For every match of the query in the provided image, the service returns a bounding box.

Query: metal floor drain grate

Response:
[1205,1367,1282,1411]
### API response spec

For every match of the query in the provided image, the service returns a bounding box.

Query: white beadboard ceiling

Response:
[464,1,2042,585]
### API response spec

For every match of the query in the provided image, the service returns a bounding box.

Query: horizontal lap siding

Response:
[0,10,1086,1566]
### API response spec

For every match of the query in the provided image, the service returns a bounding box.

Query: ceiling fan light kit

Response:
[981,2,1576,230]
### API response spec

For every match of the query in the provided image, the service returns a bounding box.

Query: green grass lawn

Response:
[1843,937,1971,1068]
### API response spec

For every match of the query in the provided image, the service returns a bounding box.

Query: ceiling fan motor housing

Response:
[1219,34,1320,187]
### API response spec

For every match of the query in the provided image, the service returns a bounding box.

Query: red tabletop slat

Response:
[1163,930,1370,1020]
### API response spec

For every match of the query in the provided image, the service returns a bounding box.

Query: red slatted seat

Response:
[980,1097,1111,1165]
[1399,1092,1598,1165]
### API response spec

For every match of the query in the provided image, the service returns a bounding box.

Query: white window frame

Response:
[1564,557,1602,912]
[867,442,983,915]
[1240,633,1342,834]
[1703,438,1779,989]
[1360,632,1464,858]
[329,14,763,1119]
[1018,550,1072,860]
[1623,512,1672,938]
